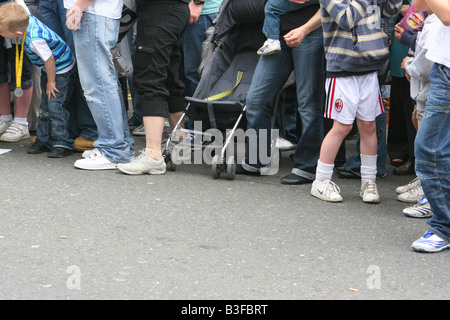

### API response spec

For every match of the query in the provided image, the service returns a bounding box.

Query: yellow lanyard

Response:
[15,27,28,97]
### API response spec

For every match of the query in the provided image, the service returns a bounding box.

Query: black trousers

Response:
[387,76,416,161]
[133,0,190,118]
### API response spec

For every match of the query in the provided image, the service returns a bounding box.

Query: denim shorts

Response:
[0,37,33,89]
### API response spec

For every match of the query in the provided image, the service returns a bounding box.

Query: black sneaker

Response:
[48,147,73,158]
[27,140,50,154]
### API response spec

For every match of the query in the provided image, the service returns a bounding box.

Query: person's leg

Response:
[72,13,132,164]
[412,63,450,252]
[311,120,350,202]
[343,112,387,177]
[46,69,75,151]
[318,120,353,166]
[242,47,293,171]
[285,27,324,183]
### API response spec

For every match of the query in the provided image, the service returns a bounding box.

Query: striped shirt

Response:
[320,0,402,73]
[23,15,74,73]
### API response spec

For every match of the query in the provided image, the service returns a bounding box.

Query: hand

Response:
[289,0,310,3]
[401,56,410,70]
[394,25,404,42]
[46,81,59,100]
[405,71,411,82]
[188,1,202,24]
[400,4,410,16]
[283,26,307,47]
[66,5,82,30]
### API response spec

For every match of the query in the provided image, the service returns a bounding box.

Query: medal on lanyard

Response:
[15,27,28,98]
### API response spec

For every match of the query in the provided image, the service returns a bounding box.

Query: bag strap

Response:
[205,70,244,101]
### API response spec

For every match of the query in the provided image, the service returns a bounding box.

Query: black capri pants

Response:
[133,0,190,118]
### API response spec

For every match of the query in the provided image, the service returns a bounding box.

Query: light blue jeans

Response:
[72,12,134,163]
[415,63,450,242]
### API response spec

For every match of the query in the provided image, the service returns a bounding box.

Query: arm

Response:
[404,48,434,81]
[424,0,450,25]
[283,9,321,47]
[188,1,203,24]
[44,55,59,100]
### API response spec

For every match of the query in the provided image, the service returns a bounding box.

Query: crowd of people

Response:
[0,0,448,253]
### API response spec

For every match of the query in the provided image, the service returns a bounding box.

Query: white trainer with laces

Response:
[396,177,420,194]
[118,149,166,175]
[0,120,11,135]
[403,195,433,218]
[74,149,118,170]
[360,180,380,203]
[132,123,145,136]
[311,179,343,202]
[397,183,424,203]
[257,39,281,56]
[412,231,450,253]
[0,122,30,142]
[82,148,98,158]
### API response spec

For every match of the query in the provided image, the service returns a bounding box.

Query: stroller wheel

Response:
[167,159,177,172]
[211,155,221,179]
[225,156,236,180]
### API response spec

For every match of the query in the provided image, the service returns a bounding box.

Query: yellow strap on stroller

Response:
[205,70,244,101]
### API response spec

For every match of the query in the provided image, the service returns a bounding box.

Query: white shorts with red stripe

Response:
[324,71,385,125]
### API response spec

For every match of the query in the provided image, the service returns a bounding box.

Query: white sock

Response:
[0,115,12,123]
[13,117,28,126]
[266,38,277,44]
[361,154,377,185]
[315,160,334,182]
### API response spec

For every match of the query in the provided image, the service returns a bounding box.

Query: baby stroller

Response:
[164,0,267,179]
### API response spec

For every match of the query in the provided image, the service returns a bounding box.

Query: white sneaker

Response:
[0,122,30,142]
[412,231,450,253]
[132,123,145,136]
[311,179,343,202]
[397,183,424,203]
[273,137,297,151]
[0,120,11,135]
[118,149,166,175]
[257,39,281,56]
[396,177,419,194]
[403,195,433,218]
[74,149,118,170]
[360,180,380,203]
[82,148,98,158]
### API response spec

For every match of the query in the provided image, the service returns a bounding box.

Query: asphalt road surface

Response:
[0,134,448,301]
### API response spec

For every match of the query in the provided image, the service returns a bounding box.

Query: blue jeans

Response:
[180,13,218,97]
[415,63,450,242]
[343,112,387,177]
[245,28,325,179]
[37,68,75,149]
[73,12,133,163]
[263,0,312,40]
[125,26,143,126]
[39,0,97,142]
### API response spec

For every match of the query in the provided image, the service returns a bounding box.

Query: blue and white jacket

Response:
[23,15,74,73]
[320,0,403,73]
